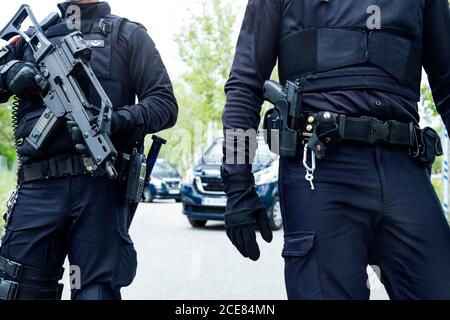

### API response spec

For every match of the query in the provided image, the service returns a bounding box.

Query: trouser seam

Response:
[374,145,386,224]
[313,248,325,299]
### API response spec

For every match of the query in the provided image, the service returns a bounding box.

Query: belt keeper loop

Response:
[409,122,417,146]
[48,158,58,178]
[66,156,74,176]
[385,121,393,145]
[58,157,70,177]
[40,161,50,180]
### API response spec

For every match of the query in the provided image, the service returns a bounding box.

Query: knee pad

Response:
[0,256,64,300]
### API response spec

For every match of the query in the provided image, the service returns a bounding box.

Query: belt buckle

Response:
[6,259,23,280]
[0,279,19,300]
[363,117,390,144]
[99,19,111,36]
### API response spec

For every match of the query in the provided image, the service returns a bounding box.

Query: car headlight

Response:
[254,162,279,186]
[183,168,195,185]
[152,178,163,189]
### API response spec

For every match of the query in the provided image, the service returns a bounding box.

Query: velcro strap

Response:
[222,173,255,194]
[367,32,422,88]
[279,27,422,88]
[0,279,63,300]
[0,257,64,282]
[20,155,87,183]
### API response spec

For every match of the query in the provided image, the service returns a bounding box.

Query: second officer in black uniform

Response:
[0,1,178,300]
[222,0,450,300]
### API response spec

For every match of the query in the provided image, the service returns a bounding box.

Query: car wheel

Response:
[188,218,207,228]
[269,197,283,231]
[143,189,153,203]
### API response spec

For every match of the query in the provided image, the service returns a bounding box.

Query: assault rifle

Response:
[0,5,118,178]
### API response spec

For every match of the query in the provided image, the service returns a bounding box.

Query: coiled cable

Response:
[2,96,21,231]
[11,95,22,179]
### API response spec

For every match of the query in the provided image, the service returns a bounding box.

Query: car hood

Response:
[152,172,181,180]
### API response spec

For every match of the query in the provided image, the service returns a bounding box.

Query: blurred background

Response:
[0,0,448,300]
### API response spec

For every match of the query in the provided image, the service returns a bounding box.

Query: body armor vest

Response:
[16,13,137,161]
[278,0,425,101]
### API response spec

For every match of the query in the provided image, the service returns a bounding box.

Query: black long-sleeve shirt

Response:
[222,0,450,177]
[113,23,178,138]
[0,2,177,163]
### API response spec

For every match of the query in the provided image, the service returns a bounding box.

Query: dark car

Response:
[143,159,182,203]
[181,137,282,230]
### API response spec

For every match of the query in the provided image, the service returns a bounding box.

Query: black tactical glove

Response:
[2,61,48,99]
[66,112,122,155]
[223,172,273,261]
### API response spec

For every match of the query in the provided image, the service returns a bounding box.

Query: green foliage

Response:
[0,170,16,235]
[158,0,237,173]
[432,178,443,203]
[0,102,16,168]
[175,0,235,123]
[420,84,439,124]
[420,84,444,174]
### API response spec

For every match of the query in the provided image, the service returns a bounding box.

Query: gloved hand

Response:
[4,61,49,99]
[223,172,273,261]
[66,112,122,155]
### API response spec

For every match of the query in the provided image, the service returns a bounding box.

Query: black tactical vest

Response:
[278,0,425,101]
[16,11,137,161]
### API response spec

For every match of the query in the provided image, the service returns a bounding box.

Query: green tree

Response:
[155,0,238,172]
[420,84,445,175]
[175,0,236,123]
[420,84,439,125]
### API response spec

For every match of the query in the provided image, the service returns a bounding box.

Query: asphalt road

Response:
[63,202,389,300]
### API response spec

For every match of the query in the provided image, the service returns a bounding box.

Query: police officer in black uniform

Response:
[222,0,450,299]
[0,1,178,300]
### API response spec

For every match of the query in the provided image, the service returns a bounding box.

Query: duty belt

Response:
[18,153,133,184]
[18,155,89,184]
[301,112,418,159]
[298,111,442,190]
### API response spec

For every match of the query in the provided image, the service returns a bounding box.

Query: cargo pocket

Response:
[114,241,138,288]
[114,204,138,288]
[282,231,322,300]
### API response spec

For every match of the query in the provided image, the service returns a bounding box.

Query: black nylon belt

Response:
[0,279,63,300]
[19,155,88,184]
[303,112,416,147]
[0,256,64,282]
[338,116,414,146]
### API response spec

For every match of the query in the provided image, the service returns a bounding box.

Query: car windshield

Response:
[202,140,275,166]
[152,161,179,179]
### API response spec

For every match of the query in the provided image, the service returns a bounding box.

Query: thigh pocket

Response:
[114,241,138,288]
[282,231,322,300]
[115,204,134,245]
[114,204,138,288]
